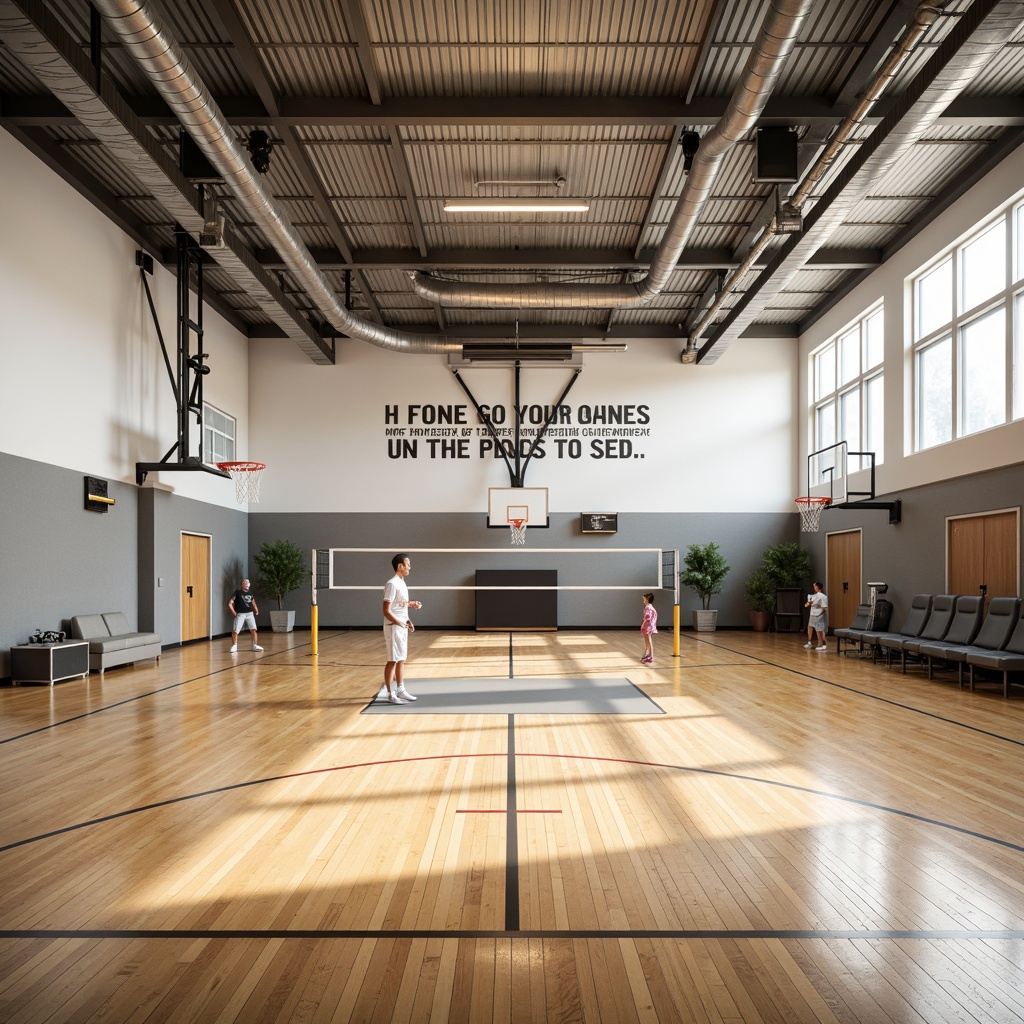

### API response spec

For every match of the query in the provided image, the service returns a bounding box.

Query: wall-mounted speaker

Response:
[753,127,798,183]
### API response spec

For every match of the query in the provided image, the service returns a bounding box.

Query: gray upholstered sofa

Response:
[70,612,162,674]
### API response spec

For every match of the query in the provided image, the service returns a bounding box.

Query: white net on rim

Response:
[797,497,830,532]
[509,520,528,545]
[219,462,265,503]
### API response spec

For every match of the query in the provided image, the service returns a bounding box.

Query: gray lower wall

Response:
[0,452,247,678]
[247,511,800,630]
[801,460,1024,622]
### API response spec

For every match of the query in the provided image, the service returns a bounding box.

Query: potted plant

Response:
[680,542,731,632]
[253,539,307,632]
[744,565,776,632]
[762,541,812,588]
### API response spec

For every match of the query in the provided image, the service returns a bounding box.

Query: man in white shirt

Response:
[378,553,422,704]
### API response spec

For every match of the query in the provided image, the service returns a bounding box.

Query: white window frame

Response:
[202,403,236,466]
[810,304,884,467]
[911,206,1019,451]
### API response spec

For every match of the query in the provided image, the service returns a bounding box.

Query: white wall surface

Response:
[0,126,250,509]
[249,333,798,513]
[799,141,1024,493]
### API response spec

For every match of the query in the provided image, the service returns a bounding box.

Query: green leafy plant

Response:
[253,539,307,610]
[761,541,812,588]
[680,542,731,610]
[744,565,777,613]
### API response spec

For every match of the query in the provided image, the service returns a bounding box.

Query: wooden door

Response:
[825,530,862,631]
[948,510,1019,608]
[181,533,211,642]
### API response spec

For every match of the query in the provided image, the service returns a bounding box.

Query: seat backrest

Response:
[941,595,985,646]
[102,611,132,635]
[71,613,110,639]
[898,594,933,637]
[917,594,956,640]
[846,604,871,630]
[1002,614,1024,655]
[970,597,1021,650]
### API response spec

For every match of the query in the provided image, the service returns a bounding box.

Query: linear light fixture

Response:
[444,198,591,213]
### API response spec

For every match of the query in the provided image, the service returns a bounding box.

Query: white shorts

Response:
[233,612,257,633]
[384,621,408,662]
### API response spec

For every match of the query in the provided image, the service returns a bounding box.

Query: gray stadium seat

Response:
[916,595,986,681]
[889,595,957,673]
[833,604,871,655]
[858,594,933,663]
[966,607,1024,697]
[930,596,1021,691]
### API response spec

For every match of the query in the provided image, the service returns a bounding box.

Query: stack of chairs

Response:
[919,596,1021,688]
[965,606,1024,696]
[878,595,956,672]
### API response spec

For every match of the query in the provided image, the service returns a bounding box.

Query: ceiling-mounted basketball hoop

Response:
[217,461,265,503]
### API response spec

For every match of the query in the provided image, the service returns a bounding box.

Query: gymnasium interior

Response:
[3,0,1024,1020]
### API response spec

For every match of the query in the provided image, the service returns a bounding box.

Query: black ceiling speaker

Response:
[753,126,798,183]
[247,130,273,174]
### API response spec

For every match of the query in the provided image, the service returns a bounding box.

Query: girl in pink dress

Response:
[641,592,658,663]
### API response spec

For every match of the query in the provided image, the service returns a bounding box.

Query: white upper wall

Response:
[0,126,250,508]
[249,333,798,513]
[799,140,1024,493]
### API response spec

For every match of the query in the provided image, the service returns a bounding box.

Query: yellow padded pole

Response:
[673,603,680,657]
[311,603,318,657]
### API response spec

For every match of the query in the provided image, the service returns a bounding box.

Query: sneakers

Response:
[640,655,653,664]
[229,645,238,653]
[396,687,416,701]
[386,692,409,704]
[252,644,263,652]
[803,642,813,648]
[815,645,828,652]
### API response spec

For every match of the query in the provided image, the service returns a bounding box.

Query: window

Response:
[912,207,1020,450]
[203,404,235,465]
[811,305,884,468]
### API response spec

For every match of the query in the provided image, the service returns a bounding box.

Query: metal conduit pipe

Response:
[409,0,815,310]
[696,0,1024,365]
[683,0,942,360]
[90,0,460,355]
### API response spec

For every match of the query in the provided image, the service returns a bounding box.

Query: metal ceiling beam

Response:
[9,91,1024,130]
[248,246,880,272]
[246,322,798,341]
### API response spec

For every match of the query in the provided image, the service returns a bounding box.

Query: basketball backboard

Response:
[487,486,549,528]
[807,441,848,504]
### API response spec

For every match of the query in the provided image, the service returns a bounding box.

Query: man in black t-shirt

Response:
[228,578,262,653]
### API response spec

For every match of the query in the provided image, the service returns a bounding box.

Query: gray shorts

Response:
[809,612,828,632]
[233,612,257,633]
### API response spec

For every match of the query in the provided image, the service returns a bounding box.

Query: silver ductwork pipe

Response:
[695,0,1024,364]
[683,0,941,359]
[90,0,459,355]
[410,0,815,309]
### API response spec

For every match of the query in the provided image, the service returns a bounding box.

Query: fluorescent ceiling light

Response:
[444,198,591,213]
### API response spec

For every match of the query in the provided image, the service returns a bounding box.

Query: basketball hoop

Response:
[217,461,265,503]
[795,496,831,532]
[509,518,528,545]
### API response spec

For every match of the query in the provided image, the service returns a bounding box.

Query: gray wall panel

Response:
[801,461,1024,624]
[247,511,800,630]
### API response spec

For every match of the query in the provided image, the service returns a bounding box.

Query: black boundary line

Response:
[683,633,1024,749]
[6,750,1024,858]
[505,716,519,931]
[0,633,344,746]
[1,927,1021,941]
[508,631,514,678]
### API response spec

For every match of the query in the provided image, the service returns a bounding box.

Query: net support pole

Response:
[311,547,318,658]
[673,604,680,658]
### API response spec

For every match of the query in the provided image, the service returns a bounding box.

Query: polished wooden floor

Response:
[2,627,1024,1023]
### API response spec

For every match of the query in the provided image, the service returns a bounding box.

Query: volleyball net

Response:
[310,546,681,656]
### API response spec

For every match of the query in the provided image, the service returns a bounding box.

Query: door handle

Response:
[187,585,193,597]
[843,581,848,592]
